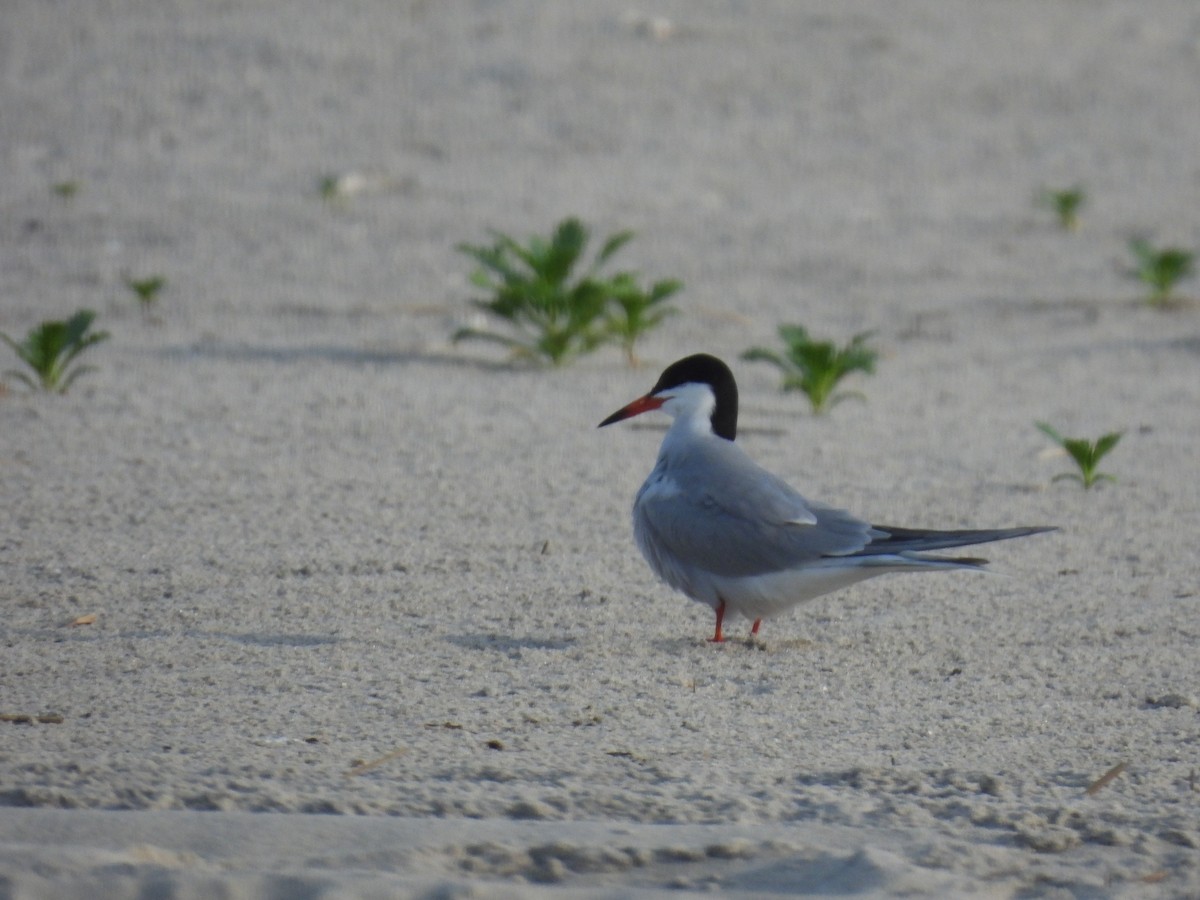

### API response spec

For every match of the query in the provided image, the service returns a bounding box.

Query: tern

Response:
[599,353,1054,642]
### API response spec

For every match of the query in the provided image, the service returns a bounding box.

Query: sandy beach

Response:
[2,1,1199,896]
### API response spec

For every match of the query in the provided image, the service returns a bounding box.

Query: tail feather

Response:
[854,525,1056,557]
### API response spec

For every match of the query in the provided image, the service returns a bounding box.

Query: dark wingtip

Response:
[861,524,1058,556]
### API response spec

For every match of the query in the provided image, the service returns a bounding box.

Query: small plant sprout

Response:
[0,309,110,393]
[454,217,681,367]
[125,275,166,319]
[603,272,682,366]
[1129,238,1195,306]
[318,173,341,200]
[1037,185,1086,231]
[319,172,367,201]
[52,180,81,198]
[1035,422,1122,489]
[742,325,878,414]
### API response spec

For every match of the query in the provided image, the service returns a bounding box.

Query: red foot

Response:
[708,599,726,643]
[750,618,761,636]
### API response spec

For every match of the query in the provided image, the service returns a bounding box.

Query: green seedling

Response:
[454,217,680,366]
[318,173,342,200]
[1037,185,1086,231]
[742,325,878,414]
[1035,421,1122,489]
[52,180,81,198]
[1129,238,1194,306]
[125,275,166,318]
[1,309,110,393]
[602,272,682,366]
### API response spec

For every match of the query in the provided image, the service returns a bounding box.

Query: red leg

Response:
[708,599,726,643]
[750,618,761,636]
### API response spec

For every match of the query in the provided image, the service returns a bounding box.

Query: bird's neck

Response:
[659,412,719,460]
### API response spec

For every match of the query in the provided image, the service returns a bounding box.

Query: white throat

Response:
[658,382,717,437]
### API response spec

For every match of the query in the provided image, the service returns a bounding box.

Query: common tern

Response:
[599,353,1054,642]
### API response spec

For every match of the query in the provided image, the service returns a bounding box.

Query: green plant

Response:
[742,325,877,414]
[125,275,166,318]
[318,173,341,200]
[1,310,110,393]
[1035,422,1122,489]
[602,273,682,366]
[1129,238,1194,306]
[1037,185,1086,231]
[453,217,680,366]
[52,180,81,198]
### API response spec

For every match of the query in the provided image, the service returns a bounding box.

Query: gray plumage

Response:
[601,354,1055,641]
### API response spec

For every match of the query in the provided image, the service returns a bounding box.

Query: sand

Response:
[2,1,1199,896]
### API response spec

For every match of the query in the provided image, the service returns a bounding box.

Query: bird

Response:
[598,353,1055,642]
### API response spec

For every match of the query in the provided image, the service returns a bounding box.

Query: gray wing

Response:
[636,438,878,579]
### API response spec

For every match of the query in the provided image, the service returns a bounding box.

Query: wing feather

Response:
[635,437,877,579]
